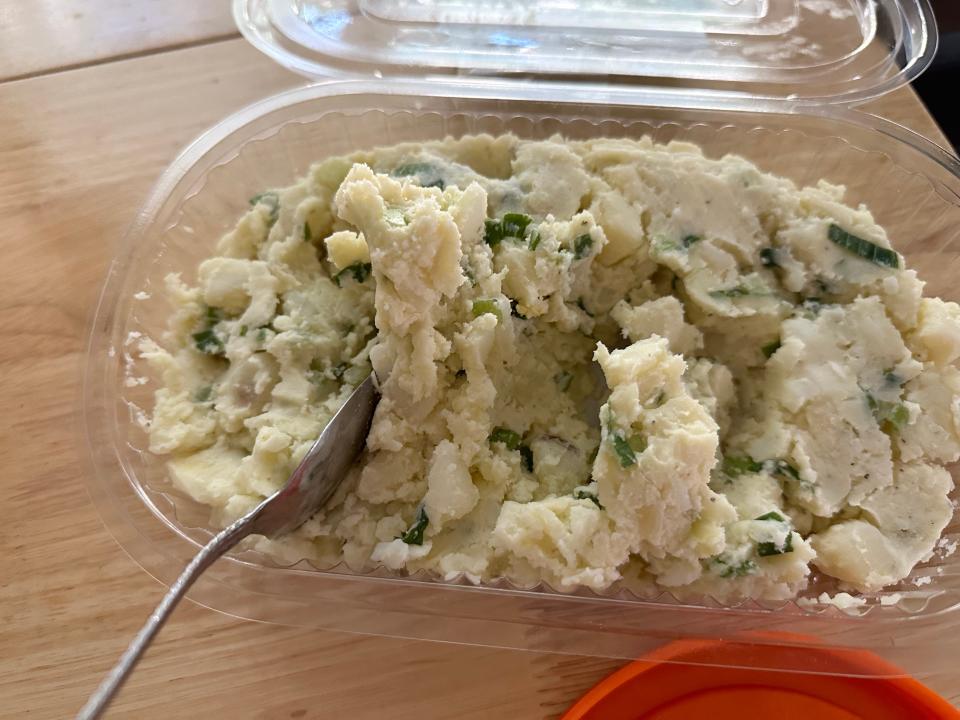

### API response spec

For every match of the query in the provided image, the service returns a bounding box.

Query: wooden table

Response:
[1,5,957,718]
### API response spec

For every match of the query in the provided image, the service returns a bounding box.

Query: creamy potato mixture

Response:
[141,134,960,600]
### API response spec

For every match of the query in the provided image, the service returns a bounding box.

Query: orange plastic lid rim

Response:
[561,638,960,720]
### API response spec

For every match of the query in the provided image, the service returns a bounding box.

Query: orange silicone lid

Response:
[562,638,960,720]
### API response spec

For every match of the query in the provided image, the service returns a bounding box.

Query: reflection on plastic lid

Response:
[237,0,935,104]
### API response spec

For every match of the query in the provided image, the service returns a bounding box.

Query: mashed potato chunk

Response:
[143,134,958,601]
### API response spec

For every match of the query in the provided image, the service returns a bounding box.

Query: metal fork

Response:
[78,375,380,719]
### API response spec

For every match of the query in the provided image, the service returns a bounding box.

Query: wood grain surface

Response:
[0,0,237,82]
[0,28,957,720]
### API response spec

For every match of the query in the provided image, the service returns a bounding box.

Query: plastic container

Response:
[84,0,960,690]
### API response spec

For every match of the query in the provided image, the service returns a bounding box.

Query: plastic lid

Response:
[561,638,960,720]
[233,0,937,105]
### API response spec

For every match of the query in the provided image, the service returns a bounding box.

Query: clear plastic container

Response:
[84,0,960,685]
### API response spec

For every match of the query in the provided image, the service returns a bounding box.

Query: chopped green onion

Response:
[867,394,910,432]
[399,506,429,545]
[204,306,222,324]
[333,262,372,287]
[627,434,647,454]
[757,530,794,557]
[192,305,226,355]
[722,455,762,477]
[574,489,603,509]
[192,329,224,355]
[484,213,533,247]
[391,162,445,189]
[529,230,542,251]
[611,433,637,468]
[767,459,801,482]
[653,237,680,254]
[489,427,533,470]
[472,299,502,320]
[489,427,522,451]
[250,191,280,227]
[483,219,503,246]
[302,222,312,242]
[573,233,593,259]
[715,558,757,578]
[828,224,899,269]
[656,234,700,253]
[238,324,248,337]
[755,511,786,522]
[249,191,277,207]
[762,339,781,358]
[709,285,753,298]
[502,213,533,238]
[884,404,910,431]
[392,162,432,176]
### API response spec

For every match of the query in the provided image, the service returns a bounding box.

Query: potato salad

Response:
[140,134,959,601]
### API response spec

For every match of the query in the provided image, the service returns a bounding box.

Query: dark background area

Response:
[915,0,960,148]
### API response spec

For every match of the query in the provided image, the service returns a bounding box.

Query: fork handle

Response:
[76,513,257,719]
